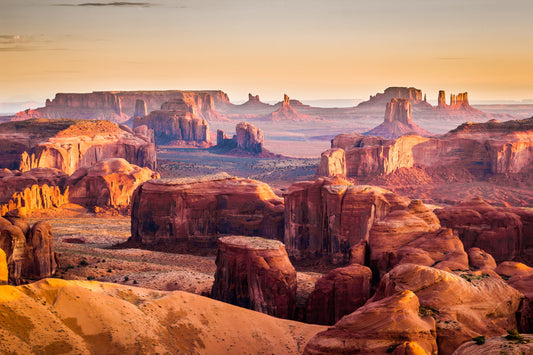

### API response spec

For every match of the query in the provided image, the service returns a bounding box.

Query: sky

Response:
[1,0,533,104]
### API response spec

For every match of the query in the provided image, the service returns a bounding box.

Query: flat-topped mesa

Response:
[364,98,431,139]
[211,236,297,319]
[132,109,211,147]
[357,87,425,108]
[0,119,156,175]
[130,173,285,247]
[133,99,147,118]
[13,90,230,123]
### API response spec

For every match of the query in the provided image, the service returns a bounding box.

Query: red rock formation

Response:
[371,264,523,354]
[214,122,273,156]
[453,334,533,355]
[0,224,27,284]
[133,110,211,147]
[12,90,231,122]
[0,248,7,285]
[435,197,533,263]
[0,119,156,174]
[317,148,346,177]
[305,264,372,325]
[304,290,438,355]
[211,236,297,319]
[437,90,446,108]
[24,221,56,280]
[467,247,497,269]
[283,177,409,263]
[133,99,147,118]
[67,158,158,212]
[326,116,533,181]
[0,184,69,216]
[130,173,284,246]
[364,98,432,138]
[357,87,425,108]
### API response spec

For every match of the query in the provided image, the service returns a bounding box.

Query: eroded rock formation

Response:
[364,98,432,138]
[371,264,523,354]
[133,99,147,118]
[262,94,316,121]
[133,110,211,147]
[283,177,409,263]
[211,236,297,319]
[67,158,159,212]
[214,122,274,156]
[130,173,284,246]
[305,264,372,325]
[304,290,438,355]
[317,148,346,177]
[435,197,533,263]
[0,119,156,174]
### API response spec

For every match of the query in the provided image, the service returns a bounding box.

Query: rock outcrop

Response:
[213,122,277,156]
[133,110,211,147]
[357,87,425,108]
[130,173,284,246]
[0,184,69,217]
[0,217,56,284]
[371,264,523,354]
[304,290,438,355]
[0,119,156,174]
[283,177,410,263]
[12,90,231,123]
[453,334,533,355]
[317,148,346,177]
[133,99,147,118]
[324,116,533,180]
[435,197,533,263]
[305,264,372,325]
[211,236,297,319]
[67,158,159,212]
[364,98,432,138]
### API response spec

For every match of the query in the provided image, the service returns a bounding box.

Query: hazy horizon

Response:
[2,0,533,103]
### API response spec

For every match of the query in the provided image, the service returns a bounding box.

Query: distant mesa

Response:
[213,121,280,157]
[242,93,270,107]
[364,98,432,139]
[11,90,230,123]
[133,99,212,147]
[357,87,429,108]
[437,90,476,111]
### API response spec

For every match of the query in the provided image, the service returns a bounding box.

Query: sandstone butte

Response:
[133,99,212,147]
[214,121,280,157]
[364,98,432,139]
[0,278,326,354]
[211,236,297,319]
[130,173,285,246]
[318,116,533,183]
[0,118,156,175]
[0,159,158,216]
[12,90,230,123]
[261,94,317,121]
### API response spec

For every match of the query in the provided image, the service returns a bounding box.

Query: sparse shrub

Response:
[79,260,89,267]
[505,329,532,344]
[124,276,129,282]
[472,335,485,345]
[87,276,95,280]
[133,280,138,284]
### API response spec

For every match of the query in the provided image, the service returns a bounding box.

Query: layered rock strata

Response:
[130,173,284,246]
[215,122,270,155]
[211,236,297,319]
[0,119,156,174]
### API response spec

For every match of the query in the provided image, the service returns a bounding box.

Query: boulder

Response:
[130,173,284,246]
[24,221,56,280]
[211,236,296,319]
[0,248,7,285]
[303,290,438,355]
[467,247,497,269]
[305,264,372,325]
[371,264,524,354]
[0,225,27,285]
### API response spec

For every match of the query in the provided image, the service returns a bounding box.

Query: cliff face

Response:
[323,117,533,180]
[364,98,432,139]
[357,87,425,108]
[283,177,410,263]
[133,110,211,147]
[130,174,285,246]
[13,90,230,123]
[0,119,156,175]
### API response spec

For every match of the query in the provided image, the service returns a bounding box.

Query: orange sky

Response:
[1,0,533,103]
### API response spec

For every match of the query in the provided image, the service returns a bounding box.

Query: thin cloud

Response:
[437,57,470,61]
[0,35,64,52]
[55,2,155,7]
